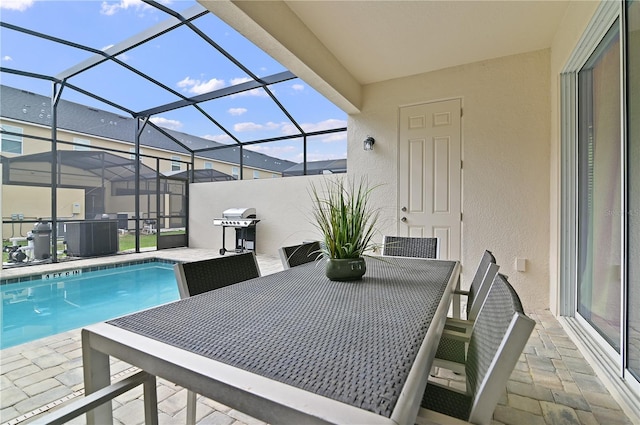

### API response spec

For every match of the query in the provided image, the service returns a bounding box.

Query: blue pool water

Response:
[0,262,179,349]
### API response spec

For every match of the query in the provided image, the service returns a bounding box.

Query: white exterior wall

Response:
[346,49,551,311]
[189,175,332,256]
[189,50,551,311]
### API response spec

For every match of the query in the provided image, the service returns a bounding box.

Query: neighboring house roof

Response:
[282,159,347,176]
[0,85,296,173]
[163,168,235,183]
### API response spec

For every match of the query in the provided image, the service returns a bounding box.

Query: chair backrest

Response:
[466,250,499,320]
[279,241,322,269]
[174,252,260,299]
[381,235,439,259]
[465,273,535,424]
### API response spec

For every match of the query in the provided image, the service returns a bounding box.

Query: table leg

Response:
[143,374,159,425]
[452,276,461,319]
[82,330,112,424]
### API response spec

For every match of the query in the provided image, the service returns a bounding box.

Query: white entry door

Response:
[398,99,462,260]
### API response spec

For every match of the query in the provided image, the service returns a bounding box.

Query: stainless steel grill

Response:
[213,208,259,255]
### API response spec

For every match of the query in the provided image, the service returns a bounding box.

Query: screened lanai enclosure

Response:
[0,0,347,267]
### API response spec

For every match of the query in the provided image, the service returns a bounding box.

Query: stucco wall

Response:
[347,50,551,311]
[189,175,332,256]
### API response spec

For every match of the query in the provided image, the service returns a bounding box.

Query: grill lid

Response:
[222,207,256,219]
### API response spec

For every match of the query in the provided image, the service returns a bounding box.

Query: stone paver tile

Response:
[54,340,82,354]
[2,358,35,374]
[550,336,578,350]
[508,369,534,384]
[581,390,623,410]
[563,356,595,375]
[590,405,634,425]
[14,386,71,414]
[526,354,556,372]
[227,409,267,425]
[0,406,20,423]
[113,398,145,425]
[0,375,12,390]
[201,396,232,413]
[575,410,600,425]
[492,405,546,425]
[198,410,236,425]
[571,372,609,394]
[0,385,28,408]
[507,381,554,402]
[531,368,564,390]
[55,367,84,387]
[540,400,581,425]
[63,348,83,362]
[0,353,23,366]
[558,346,584,358]
[562,381,581,395]
[156,383,178,403]
[5,364,41,382]
[20,346,56,361]
[535,347,562,360]
[551,389,590,411]
[506,393,541,414]
[14,366,65,388]
[23,377,62,397]
[158,388,188,416]
[555,367,575,383]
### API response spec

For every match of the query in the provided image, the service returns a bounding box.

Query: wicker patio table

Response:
[81,256,460,425]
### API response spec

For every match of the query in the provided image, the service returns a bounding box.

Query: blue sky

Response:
[0,0,348,163]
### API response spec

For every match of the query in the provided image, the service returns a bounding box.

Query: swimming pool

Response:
[1,261,179,349]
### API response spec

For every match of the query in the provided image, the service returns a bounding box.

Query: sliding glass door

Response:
[576,22,622,351]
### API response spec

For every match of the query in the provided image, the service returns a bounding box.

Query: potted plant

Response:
[309,176,380,281]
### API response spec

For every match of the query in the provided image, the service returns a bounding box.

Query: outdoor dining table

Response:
[81,256,461,425]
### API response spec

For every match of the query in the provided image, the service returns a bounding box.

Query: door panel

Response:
[399,99,461,260]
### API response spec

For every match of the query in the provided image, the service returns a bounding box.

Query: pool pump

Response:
[3,220,52,263]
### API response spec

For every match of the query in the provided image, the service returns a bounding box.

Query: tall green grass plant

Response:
[309,176,380,260]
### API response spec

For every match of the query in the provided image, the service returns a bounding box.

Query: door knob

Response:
[401,206,407,212]
[401,217,407,222]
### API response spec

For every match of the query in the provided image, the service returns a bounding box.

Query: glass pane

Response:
[577,22,621,351]
[626,0,640,381]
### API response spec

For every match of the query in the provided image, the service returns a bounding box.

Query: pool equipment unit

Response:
[32,220,52,260]
[3,220,51,263]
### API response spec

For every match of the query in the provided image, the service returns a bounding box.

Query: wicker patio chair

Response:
[174,251,260,298]
[418,273,535,425]
[278,241,322,269]
[173,252,260,424]
[381,235,439,259]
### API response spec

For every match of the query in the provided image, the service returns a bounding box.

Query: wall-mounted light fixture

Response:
[363,136,375,151]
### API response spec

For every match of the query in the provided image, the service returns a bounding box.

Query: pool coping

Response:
[1,257,177,286]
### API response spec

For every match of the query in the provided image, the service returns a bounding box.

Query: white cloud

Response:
[281,119,347,136]
[100,0,152,16]
[230,77,252,85]
[149,116,182,130]
[234,121,284,132]
[292,84,304,92]
[228,77,268,98]
[202,134,233,144]
[2,56,13,62]
[234,122,264,132]
[0,0,34,11]
[228,108,247,116]
[245,144,299,161]
[177,76,226,95]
